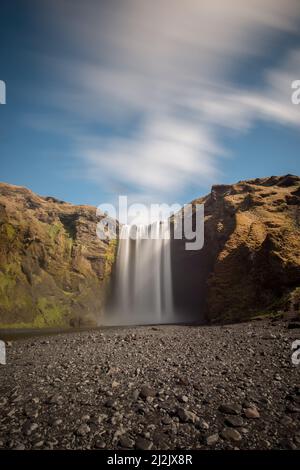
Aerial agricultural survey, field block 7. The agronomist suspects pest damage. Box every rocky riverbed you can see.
[0,319,300,450]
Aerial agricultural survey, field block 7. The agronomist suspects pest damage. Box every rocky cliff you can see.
[172,174,300,323]
[0,183,116,328]
[1,176,300,328]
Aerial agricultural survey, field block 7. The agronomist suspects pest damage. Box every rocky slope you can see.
[0,183,116,328]
[173,174,300,323]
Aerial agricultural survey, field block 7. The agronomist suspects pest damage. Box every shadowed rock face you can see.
[172,174,300,323]
[0,183,116,328]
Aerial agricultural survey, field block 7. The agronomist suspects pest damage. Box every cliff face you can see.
[181,174,300,322]
[1,176,300,328]
[0,183,116,328]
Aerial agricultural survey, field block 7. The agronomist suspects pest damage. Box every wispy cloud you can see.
[198,49,300,130]
[29,0,300,203]
[81,118,223,195]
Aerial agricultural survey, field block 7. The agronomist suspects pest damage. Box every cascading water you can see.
[109,221,174,324]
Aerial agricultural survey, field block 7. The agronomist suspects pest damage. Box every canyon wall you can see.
[1,175,300,328]
[0,183,116,328]
[172,174,300,322]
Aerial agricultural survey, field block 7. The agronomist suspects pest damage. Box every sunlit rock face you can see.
[1,175,299,328]
[172,174,300,323]
[0,182,116,328]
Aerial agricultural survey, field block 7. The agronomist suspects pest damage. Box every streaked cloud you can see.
[29,0,300,203]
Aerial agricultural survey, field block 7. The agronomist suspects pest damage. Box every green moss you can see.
[0,270,17,309]
[0,269,33,315]
[250,311,283,321]
[5,223,16,241]
[0,216,115,329]
[64,236,73,258]
[34,297,68,327]
[5,261,23,276]
[0,271,16,293]
[47,223,61,241]
[104,239,118,278]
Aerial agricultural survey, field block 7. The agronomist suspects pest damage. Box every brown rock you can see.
[206,433,219,446]
[173,174,300,322]
[140,385,156,399]
[225,415,244,427]
[135,437,153,450]
[244,406,260,419]
[0,182,117,327]
[177,407,198,423]
[219,403,242,415]
[221,427,242,442]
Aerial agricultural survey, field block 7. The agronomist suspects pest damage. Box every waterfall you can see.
[109,221,174,324]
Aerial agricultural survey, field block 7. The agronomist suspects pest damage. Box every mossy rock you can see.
[0,183,118,328]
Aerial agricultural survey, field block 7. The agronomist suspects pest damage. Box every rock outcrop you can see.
[172,174,300,322]
[0,183,116,328]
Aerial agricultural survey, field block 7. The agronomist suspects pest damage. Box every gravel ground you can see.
[0,319,300,450]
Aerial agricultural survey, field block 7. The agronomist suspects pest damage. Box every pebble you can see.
[206,434,219,446]
[94,439,106,449]
[177,407,198,424]
[294,434,300,445]
[51,419,63,426]
[132,389,140,400]
[81,414,90,422]
[162,415,173,425]
[225,415,244,427]
[13,443,26,450]
[178,395,189,403]
[198,419,209,430]
[140,385,156,399]
[105,399,117,408]
[33,440,44,448]
[219,403,242,415]
[280,416,294,426]
[119,435,135,448]
[76,424,90,436]
[23,422,38,436]
[244,406,260,419]
[221,427,242,442]
[49,394,63,405]
[135,437,153,450]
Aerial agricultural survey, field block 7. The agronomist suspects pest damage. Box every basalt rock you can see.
[172,174,300,323]
[0,183,117,328]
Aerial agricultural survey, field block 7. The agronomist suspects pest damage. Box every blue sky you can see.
[0,0,300,210]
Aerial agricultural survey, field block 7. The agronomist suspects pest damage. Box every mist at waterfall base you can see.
[105,221,182,326]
